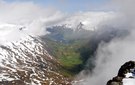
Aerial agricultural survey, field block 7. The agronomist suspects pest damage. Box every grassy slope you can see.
[45,38,88,77]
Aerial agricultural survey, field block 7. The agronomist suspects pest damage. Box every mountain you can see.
[107,61,135,85]
[0,13,116,84]
[0,23,74,85]
[54,12,116,31]
[45,23,94,43]
[0,35,71,85]
[43,23,130,72]
[0,12,119,85]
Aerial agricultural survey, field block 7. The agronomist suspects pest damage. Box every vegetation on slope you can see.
[44,38,91,77]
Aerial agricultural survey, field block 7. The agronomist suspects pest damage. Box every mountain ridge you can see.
[0,35,71,85]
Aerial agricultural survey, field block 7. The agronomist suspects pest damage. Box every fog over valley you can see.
[0,0,134,85]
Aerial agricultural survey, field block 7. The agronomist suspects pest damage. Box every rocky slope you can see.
[0,35,71,85]
[107,61,135,85]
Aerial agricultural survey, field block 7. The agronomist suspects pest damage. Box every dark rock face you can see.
[107,61,135,85]
[107,76,123,85]
[118,61,135,77]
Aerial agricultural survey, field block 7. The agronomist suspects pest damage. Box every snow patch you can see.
[123,78,135,85]
[125,73,133,78]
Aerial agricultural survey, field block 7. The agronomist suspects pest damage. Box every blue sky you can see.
[5,0,109,13]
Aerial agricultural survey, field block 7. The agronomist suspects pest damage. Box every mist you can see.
[75,0,135,85]
[1,0,135,85]
[0,0,66,43]
[0,0,113,44]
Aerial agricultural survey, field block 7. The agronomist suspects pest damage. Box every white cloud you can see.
[75,0,135,85]
[56,11,116,31]
[0,0,65,43]
[0,0,116,44]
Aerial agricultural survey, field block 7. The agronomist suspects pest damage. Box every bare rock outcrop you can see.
[107,61,135,85]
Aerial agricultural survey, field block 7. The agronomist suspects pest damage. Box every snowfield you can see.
[123,78,135,85]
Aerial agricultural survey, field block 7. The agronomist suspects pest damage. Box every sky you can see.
[4,0,109,13]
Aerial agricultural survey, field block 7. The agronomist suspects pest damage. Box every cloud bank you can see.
[1,0,135,85]
[0,0,115,44]
[0,0,66,43]
[75,0,135,85]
